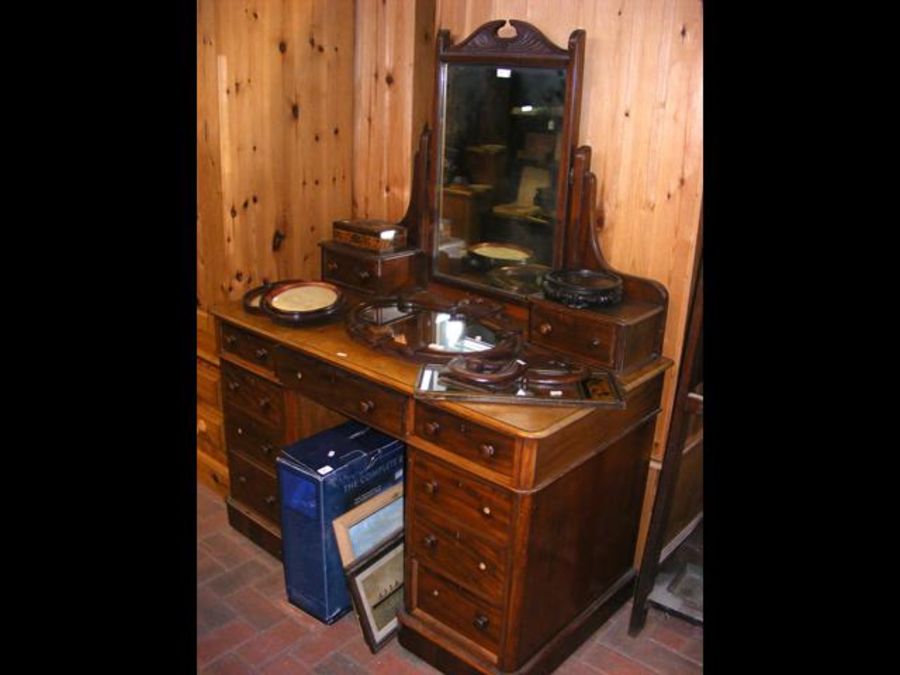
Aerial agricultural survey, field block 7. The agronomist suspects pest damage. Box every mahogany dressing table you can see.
[212,19,671,674]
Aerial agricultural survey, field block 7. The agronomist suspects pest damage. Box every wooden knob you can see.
[423,534,437,549]
[481,505,491,516]
[432,589,439,597]
[258,397,271,410]
[359,399,375,413]
[224,334,238,347]
[327,261,338,272]
[473,615,490,631]
[295,371,303,380]
[265,495,276,506]
[227,380,240,392]
[479,444,495,459]
[590,337,601,348]
[238,475,247,484]
[356,269,371,281]
[424,480,438,495]
[538,322,553,336]
[424,421,441,436]
[236,427,244,436]
[261,443,276,455]
[255,347,269,361]
[478,562,487,571]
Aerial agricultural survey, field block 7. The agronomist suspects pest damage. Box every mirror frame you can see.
[423,20,586,301]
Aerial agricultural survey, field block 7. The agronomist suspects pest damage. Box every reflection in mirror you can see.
[430,313,497,352]
[346,296,522,363]
[435,63,565,295]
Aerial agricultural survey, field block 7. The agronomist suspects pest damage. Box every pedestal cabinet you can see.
[217,321,347,559]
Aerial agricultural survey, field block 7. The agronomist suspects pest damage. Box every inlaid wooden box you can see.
[333,219,408,253]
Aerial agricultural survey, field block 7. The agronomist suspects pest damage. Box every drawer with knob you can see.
[229,452,281,524]
[224,407,286,471]
[529,302,616,368]
[415,403,515,478]
[220,323,277,375]
[412,454,512,543]
[414,564,502,656]
[274,346,406,437]
[319,240,421,296]
[322,247,378,292]
[221,361,285,428]
[410,508,507,604]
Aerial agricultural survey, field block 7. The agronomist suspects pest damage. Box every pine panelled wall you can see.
[197,0,355,313]
[352,0,436,221]
[197,0,703,564]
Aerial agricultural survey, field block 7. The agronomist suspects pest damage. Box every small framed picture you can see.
[332,483,404,569]
[345,532,404,653]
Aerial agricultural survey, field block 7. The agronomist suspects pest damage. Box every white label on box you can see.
[317,465,334,475]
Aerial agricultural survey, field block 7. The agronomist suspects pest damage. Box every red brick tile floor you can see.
[198,483,703,674]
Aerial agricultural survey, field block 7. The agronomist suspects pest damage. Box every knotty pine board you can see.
[352,0,436,221]
[197,0,355,312]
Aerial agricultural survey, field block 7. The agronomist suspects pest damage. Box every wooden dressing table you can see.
[213,298,669,673]
[212,19,672,675]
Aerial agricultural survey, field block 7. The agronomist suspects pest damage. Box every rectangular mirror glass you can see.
[434,63,567,297]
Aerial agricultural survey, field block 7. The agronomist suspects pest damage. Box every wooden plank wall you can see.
[197,0,356,317]
[352,0,437,221]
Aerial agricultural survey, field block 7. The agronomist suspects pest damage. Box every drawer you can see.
[274,347,406,437]
[410,508,507,604]
[224,407,286,471]
[197,358,221,408]
[220,323,277,374]
[322,246,380,293]
[415,564,502,656]
[229,452,280,524]
[320,243,419,296]
[412,455,512,543]
[221,361,285,429]
[197,402,226,465]
[415,403,515,478]
[529,303,617,368]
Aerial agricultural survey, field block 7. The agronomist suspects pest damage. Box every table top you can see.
[211,300,670,439]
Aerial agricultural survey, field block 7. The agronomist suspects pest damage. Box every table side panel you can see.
[512,419,657,666]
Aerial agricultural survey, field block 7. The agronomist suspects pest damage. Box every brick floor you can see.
[197,483,703,673]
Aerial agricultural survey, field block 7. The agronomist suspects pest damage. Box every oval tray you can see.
[260,281,344,326]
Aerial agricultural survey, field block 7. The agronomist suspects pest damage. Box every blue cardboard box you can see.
[276,421,405,624]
